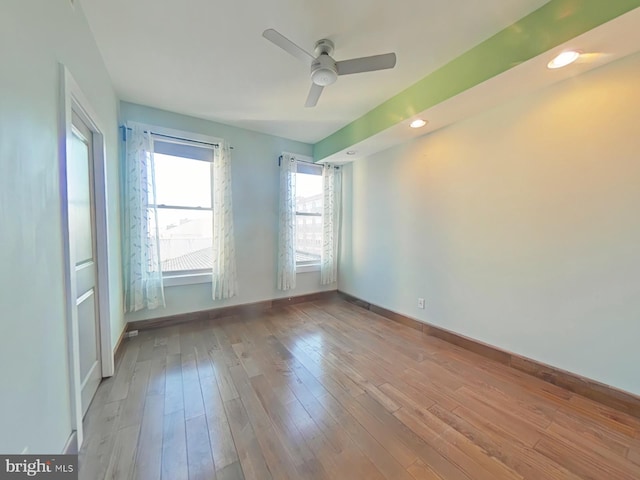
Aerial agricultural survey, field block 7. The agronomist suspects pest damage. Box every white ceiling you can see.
[80,0,551,144]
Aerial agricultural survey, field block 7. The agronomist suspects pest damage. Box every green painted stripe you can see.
[313,0,640,161]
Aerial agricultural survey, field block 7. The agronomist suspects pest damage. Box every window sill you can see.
[163,272,212,287]
[297,264,320,274]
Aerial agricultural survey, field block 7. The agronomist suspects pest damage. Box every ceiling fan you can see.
[262,28,397,107]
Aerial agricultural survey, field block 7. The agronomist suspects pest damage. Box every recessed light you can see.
[410,119,427,129]
[346,150,356,155]
[548,51,580,69]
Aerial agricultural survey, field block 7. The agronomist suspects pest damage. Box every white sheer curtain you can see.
[122,125,165,312]
[321,164,342,285]
[211,143,239,299]
[277,153,297,290]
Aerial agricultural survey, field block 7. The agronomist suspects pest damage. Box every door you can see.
[68,111,102,416]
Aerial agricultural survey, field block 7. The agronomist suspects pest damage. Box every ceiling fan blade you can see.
[305,83,324,108]
[262,29,314,65]
[336,53,397,76]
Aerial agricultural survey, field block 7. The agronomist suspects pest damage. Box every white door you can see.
[68,111,102,416]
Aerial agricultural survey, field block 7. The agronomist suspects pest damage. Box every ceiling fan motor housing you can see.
[262,29,397,107]
[311,52,338,86]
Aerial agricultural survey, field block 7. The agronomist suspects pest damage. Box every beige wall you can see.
[339,52,640,395]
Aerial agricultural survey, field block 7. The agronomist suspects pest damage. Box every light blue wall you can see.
[121,103,336,322]
[339,52,640,395]
[0,1,122,453]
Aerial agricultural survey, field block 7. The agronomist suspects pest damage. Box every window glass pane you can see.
[154,153,211,208]
[69,131,94,264]
[296,172,322,214]
[295,212,321,264]
[157,208,212,272]
[295,170,322,265]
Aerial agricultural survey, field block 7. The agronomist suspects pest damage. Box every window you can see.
[151,135,214,276]
[295,162,323,268]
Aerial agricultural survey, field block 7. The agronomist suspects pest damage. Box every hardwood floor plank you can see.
[165,353,184,415]
[567,394,640,437]
[551,408,635,456]
[193,325,217,380]
[397,369,460,411]
[79,400,122,480]
[108,338,140,402]
[407,459,445,480]
[179,322,199,356]
[315,391,415,480]
[200,374,239,472]
[81,374,117,437]
[393,405,504,480]
[428,403,582,480]
[330,387,418,468]
[232,341,262,378]
[356,391,486,479]
[79,298,640,480]
[257,312,380,479]
[456,385,544,447]
[223,397,271,480]
[133,394,163,480]
[288,334,366,397]
[104,423,140,480]
[378,382,436,416]
[186,414,216,480]
[405,362,465,394]
[269,347,356,454]
[216,461,245,480]
[167,326,181,355]
[227,366,301,480]
[535,435,639,480]
[136,331,157,362]
[146,349,166,397]
[210,328,241,402]
[182,352,206,420]
[162,409,188,480]
[451,403,584,479]
[542,421,640,476]
[547,419,629,458]
[248,375,313,457]
[118,359,151,429]
[268,342,387,480]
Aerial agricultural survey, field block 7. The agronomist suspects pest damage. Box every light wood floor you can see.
[79,298,640,479]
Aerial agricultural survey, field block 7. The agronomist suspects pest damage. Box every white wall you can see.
[0,1,122,453]
[122,103,336,323]
[339,52,640,395]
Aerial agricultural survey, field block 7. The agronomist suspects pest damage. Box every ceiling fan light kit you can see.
[263,28,397,107]
[311,49,338,86]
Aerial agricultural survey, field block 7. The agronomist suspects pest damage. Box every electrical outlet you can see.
[126,330,139,337]
[417,298,425,309]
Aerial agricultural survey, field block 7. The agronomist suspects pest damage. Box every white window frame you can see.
[139,123,222,286]
[295,160,323,273]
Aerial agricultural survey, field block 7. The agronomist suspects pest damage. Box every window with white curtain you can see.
[277,152,341,290]
[123,123,238,303]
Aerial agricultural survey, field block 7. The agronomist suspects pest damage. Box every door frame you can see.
[59,65,113,447]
